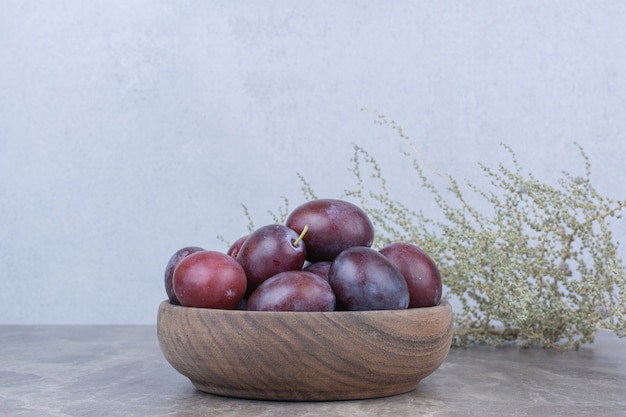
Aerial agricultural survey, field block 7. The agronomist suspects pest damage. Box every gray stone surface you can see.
[1,325,624,416]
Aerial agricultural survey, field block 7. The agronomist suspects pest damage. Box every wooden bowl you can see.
[157,300,453,401]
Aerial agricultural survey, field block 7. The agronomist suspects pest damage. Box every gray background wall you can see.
[2,1,625,324]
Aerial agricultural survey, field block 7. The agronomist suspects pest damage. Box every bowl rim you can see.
[159,299,451,315]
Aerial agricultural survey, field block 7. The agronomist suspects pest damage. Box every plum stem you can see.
[292,224,309,248]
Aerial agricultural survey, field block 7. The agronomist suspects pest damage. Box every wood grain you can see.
[157,300,453,401]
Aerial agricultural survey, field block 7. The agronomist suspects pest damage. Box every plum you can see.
[328,246,409,311]
[173,250,247,309]
[164,246,205,305]
[227,235,248,258]
[380,242,442,308]
[286,198,374,262]
[236,224,307,294]
[303,261,332,282]
[247,270,336,312]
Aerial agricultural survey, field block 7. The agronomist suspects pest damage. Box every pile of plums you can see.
[164,198,442,312]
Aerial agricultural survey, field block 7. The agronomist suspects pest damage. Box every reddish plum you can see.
[164,246,205,305]
[173,250,247,309]
[247,271,336,312]
[236,224,307,294]
[227,235,248,258]
[303,261,332,282]
[379,242,442,308]
[285,198,374,262]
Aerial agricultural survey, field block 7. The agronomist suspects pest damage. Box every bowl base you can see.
[191,380,419,401]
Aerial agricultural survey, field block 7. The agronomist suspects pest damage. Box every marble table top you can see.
[1,325,624,416]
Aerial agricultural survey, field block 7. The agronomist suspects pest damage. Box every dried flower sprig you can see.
[342,115,626,349]
[238,116,625,349]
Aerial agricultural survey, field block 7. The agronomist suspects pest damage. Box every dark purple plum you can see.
[303,261,332,282]
[235,296,248,310]
[173,250,247,309]
[236,224,307,294]
[227,235,248,258]
[285,198,375,262]
[247,271,336,312]
[379,242,442,308]
[164,246,205,305]
[328,246,409,311]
